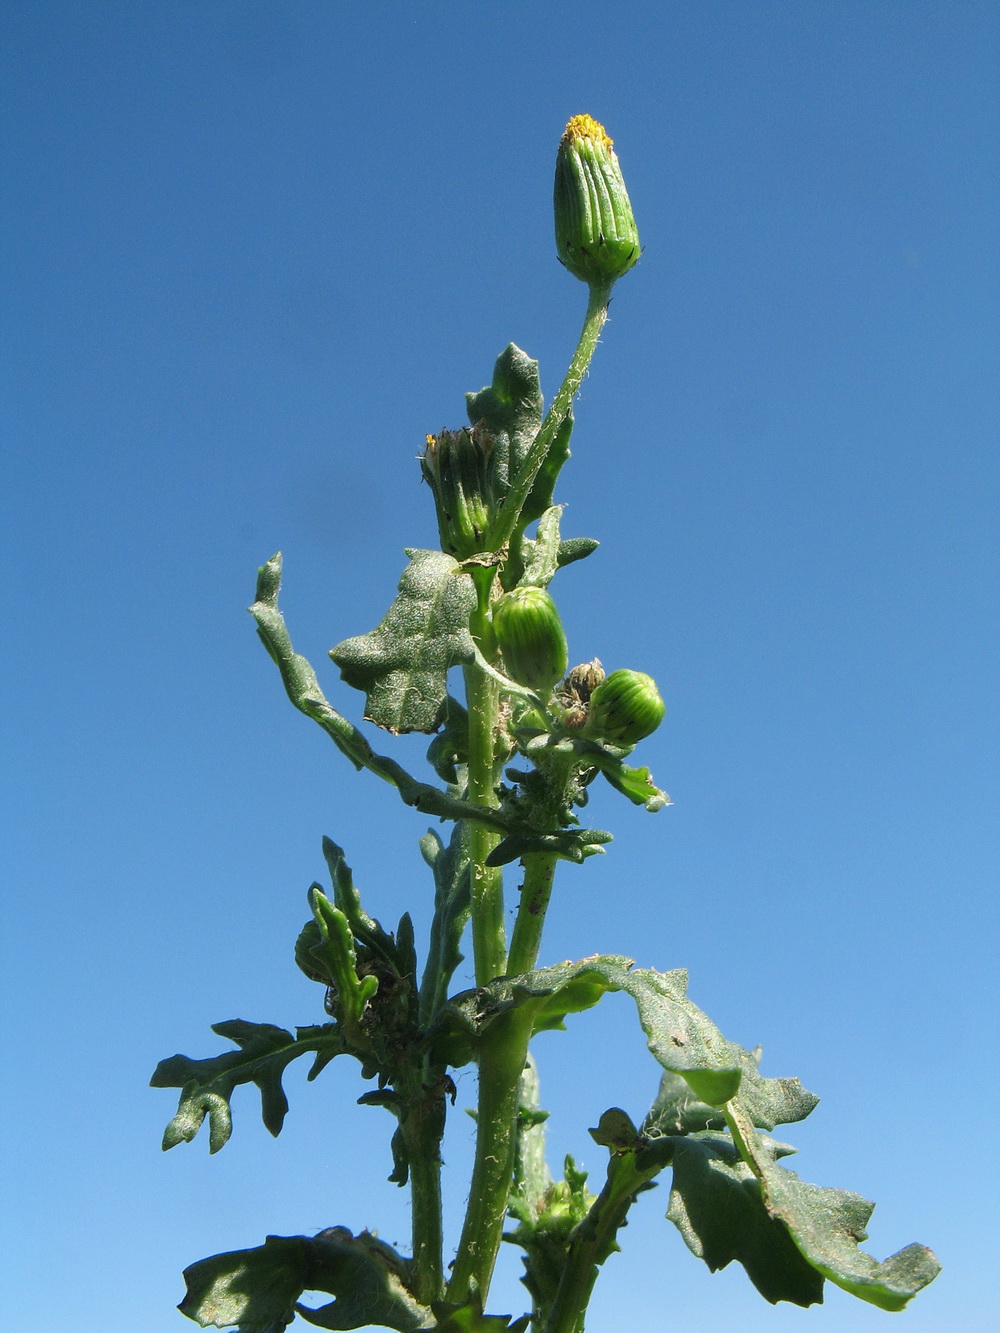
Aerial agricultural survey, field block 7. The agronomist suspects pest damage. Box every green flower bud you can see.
[420,425,493,559]
[584,669,664,745]
[493,586,569,694]
[554,114,640,287]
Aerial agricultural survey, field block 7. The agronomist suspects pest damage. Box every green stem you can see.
[507,853,558,976]
[464,570,507,987]
[488,282,612,554]
[543,1153,658,1333]
[447,1015,534,1303]
[405,1063,447,1304]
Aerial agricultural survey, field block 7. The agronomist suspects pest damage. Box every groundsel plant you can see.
[153,116,940,1333]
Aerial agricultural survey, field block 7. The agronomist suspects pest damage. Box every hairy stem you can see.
[447,1014,534,1303]
[405,1063,447,1304]
[488,282,612,554]
[543,1153,657,1333]
[507,853,558,976]
[463,569,507,986]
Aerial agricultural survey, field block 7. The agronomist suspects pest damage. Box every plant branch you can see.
[507,853,558,976]
[488,282,611,554]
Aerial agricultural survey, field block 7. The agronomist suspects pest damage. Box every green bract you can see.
[155,117,938,1333]
[493,586,569,694]
[554,114,640,287]
[584,669,665,745]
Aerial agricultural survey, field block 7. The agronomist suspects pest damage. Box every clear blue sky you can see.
[2,4,997,1330]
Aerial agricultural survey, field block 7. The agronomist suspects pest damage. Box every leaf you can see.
[432,958,817,1134]
[571,738,670,811]
[521,411,572,528]
[666,1131,823,1307]
[665,1130,941,1310]
[485,825,613,867]
[428,1295,530,1333]
[465,344,544,491]
[425,696,469,785]
[252,557,513,832]
[152,1021,341,1153]
[180,1229,434,1332]
[520,507,564,589]
[330,551,477,734]
[643,1070,727,1136]
[418,825,472,1023]
[555,536,599,569]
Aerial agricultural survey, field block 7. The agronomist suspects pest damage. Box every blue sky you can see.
[2,3,997,1329]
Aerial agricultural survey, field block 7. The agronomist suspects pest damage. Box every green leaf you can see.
[251,557,514,832]
[330,550,477,734]
[665,1130,941,1310]
[554,536,599,569]
[520,506,564,589]
[152,1021,340,1152]
[643,1070,727,1136]
[428,1295,530,1333]
[432,958,817,1134]
[180,1229,434,1332]
[521,411,572,528]
[666,1131,823,1307]
[418,825,472,1023]
[485,825,613,867]
[425,696,469,785]
[570,737,670,811]
[465,344,544,491]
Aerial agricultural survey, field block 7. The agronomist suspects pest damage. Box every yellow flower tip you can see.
[562,114,613,151]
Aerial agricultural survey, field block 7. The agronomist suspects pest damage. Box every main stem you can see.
[451,283,613,1307]
[464,572,507,987]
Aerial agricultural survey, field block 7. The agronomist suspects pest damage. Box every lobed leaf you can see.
[152,1021,341,1153]
[665,1130,940,1310]
[432,957,816,1133]
[180,1229,433,1332]
[330,551,478,735]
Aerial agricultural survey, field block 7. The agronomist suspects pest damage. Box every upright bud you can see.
[564,658,605,703]
[554,114,640,287]
[493,586,569,694]
[584,669,665,745]
[420,425,493,559]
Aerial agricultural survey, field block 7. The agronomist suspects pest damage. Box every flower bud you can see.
[584,669,664,745]
[564,658,605,703]
[420,425,493,559]
[554,114,640,287]
[493,586,569,694]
